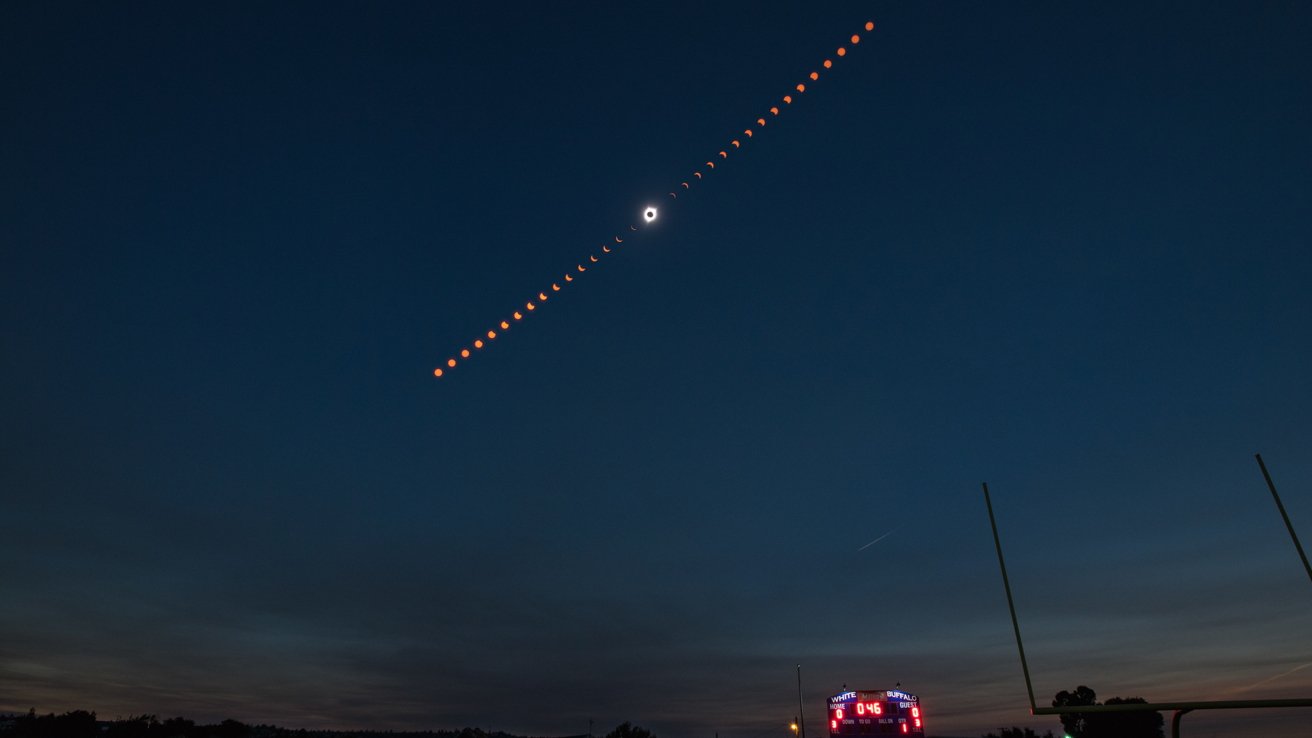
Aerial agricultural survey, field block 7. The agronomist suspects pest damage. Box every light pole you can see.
[796,665,807,738]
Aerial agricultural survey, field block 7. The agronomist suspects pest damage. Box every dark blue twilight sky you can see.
[3,3,1311,737]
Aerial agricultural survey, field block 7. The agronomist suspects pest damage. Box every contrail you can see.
[1232,662,1312,694]
[857,527,900,552]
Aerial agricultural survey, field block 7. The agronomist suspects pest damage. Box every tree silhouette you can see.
[215,718,252,738]
[982,728,1054,738]
[604,722,656,738]
[158,716,196,738]
[104,714,158,737]
[12,709,99,738]
[1053,685,1098,737]
[1095,697,1163,738]
[1052,687,1163,738]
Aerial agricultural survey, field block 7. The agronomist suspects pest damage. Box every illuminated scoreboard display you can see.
[827,689,924,736]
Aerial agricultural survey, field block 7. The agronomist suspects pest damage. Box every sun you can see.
[643,206,658,223]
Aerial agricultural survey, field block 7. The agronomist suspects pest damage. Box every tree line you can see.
[0,712,656,738]
[2,692,1164,738]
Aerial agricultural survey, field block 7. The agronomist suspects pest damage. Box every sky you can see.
[2,2,1311,737]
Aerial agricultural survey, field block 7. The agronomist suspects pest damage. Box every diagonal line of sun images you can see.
[433,21,875,379]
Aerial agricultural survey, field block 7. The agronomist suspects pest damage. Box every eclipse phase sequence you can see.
[433,20,876,379]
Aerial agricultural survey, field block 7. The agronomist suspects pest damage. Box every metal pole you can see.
[796,664,807,738]
[1170,708,1192,738]
[1255,453,1312,587]
[983,482,1039,712]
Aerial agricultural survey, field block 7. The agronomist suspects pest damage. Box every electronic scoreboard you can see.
[827,689,924,736]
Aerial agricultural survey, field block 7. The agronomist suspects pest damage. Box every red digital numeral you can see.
[856,702,882,716]
[830,721,837,731]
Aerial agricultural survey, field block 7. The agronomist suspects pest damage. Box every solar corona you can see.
[828,689,925,737]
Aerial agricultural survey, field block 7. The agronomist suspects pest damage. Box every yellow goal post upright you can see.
[981,453,1312,738]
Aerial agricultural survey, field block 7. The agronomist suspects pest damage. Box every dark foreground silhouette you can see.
[1053,685,1164,738]
[0,711,656,738]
